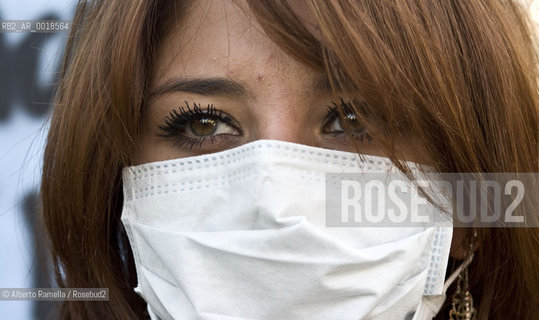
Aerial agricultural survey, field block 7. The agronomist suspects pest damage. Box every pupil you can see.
[190,117,217,136]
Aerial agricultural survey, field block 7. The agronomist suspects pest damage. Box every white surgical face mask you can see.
[121,139,453,320]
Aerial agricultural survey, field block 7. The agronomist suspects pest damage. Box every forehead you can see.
[151,0,320,96]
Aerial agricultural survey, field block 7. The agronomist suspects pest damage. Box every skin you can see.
[134,0,466,259]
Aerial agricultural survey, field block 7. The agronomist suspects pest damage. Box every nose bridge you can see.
[252,82,315,145]
[258,110,304,143]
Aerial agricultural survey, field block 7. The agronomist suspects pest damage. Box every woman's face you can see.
[134,0,422,164]
[134,0,467,259]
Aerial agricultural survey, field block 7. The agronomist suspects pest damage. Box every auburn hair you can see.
[41,0,538,319]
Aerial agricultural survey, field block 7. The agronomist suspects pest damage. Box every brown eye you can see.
[325,112,366,134]
[158,102,242,151]
[183,115,238,138]
[190,117,218,136]
[342,113,365,133]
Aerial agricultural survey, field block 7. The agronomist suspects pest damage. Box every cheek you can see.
[132,111,165,165]
[132,132,156,165]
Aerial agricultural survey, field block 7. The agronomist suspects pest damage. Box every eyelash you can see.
[158,98,371,150]
[158,101,239,150]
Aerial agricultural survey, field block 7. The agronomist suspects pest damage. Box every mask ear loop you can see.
[448,229,478,320]
[411,230,478,320]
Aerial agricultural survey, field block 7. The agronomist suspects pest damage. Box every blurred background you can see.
[0,0,75,319]
[0,0,537,320]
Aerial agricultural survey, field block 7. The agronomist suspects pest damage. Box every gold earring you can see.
[449,230,477,320]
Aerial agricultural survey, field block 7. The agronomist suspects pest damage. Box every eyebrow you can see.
[149,77,248,98]
[149,74,337,99]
